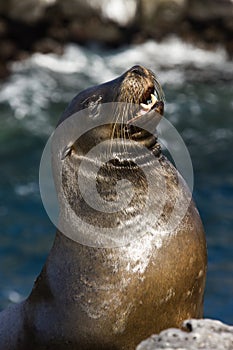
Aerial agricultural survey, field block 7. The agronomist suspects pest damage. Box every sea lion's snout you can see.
[123,65,164,106]
[108,65,164,152]
[122,66,164,132]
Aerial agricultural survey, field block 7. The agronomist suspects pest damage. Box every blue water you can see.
[0,38,232,323]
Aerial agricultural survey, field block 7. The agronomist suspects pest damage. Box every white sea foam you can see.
[0,36,231,137]
[15,182,39,196]
[10,36,233,84]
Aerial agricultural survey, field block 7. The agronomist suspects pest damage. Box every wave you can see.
[11,36,233,82]
[0,36,232,138]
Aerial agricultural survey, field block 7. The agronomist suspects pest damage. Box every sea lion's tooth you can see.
[151,93,157,106]
[140,103,151,111]
[141,94,157,111]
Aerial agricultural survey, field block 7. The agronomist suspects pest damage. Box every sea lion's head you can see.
[59,65,165,158]
[52,66,165,245]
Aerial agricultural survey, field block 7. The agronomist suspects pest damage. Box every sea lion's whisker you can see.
[110,106,121,154]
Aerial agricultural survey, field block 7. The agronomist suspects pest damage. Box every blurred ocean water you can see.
[0,37,232,323]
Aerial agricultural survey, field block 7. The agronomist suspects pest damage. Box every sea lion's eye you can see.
[88,96,102,119]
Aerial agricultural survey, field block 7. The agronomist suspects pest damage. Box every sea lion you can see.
[0,65,207,350]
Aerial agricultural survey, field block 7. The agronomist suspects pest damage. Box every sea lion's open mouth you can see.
[123,85,164,150]
[127,92,164,124]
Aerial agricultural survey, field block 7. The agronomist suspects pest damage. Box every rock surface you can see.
[136,318,233,350]
[0,0,232,79]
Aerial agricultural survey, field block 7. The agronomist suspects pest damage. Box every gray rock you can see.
[0,0,52,23]
[140,0,187,32]
[57,0,137,26]
[0,0,137,26]
[187,0,233,21]
[136,319,233,350]
[1,0,233,28]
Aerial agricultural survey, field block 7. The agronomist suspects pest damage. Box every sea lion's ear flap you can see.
[61,145,73,160]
